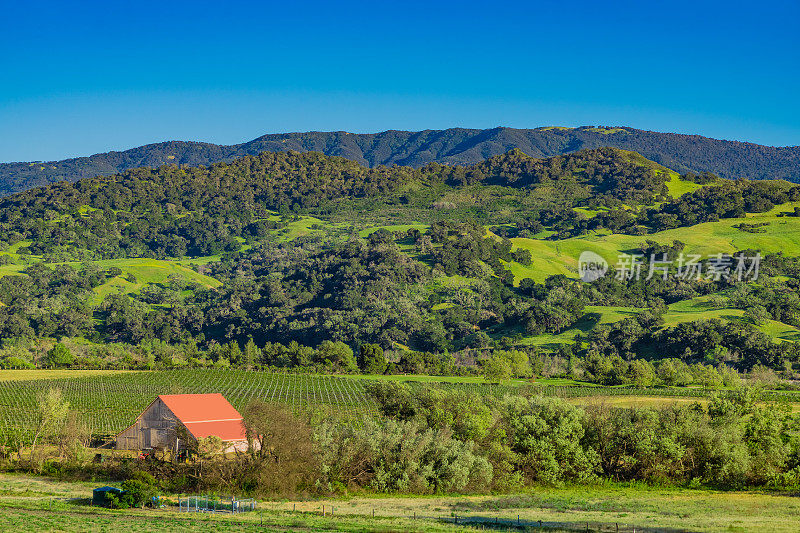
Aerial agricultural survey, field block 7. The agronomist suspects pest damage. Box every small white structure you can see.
[115,393,248,453]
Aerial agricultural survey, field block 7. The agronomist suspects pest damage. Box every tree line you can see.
[7,384,800,498]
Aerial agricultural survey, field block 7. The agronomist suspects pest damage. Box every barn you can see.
[115,393,249,453]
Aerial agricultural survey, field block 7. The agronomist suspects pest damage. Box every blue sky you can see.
[1,0,798,162]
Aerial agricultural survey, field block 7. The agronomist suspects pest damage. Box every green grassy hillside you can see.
[510,203,800,283]
[1,148,799,378]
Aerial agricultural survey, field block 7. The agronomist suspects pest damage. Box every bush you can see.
[315,418,492,494]
[46,343,74,368]
[358,344,386,375]
[0,355,35,369]
[117,472,159,508]
[482,353,512,382]
[499,396,599,485]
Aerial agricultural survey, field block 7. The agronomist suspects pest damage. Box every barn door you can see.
[149,428,160,448]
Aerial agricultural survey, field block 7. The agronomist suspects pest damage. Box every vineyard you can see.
[0,369,379,441]
[2,369,800,442]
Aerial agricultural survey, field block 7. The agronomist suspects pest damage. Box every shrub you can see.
[118,472,159,508]
[46,343,74,368]
[0,355,34,369]
[315,418,492,494]
[358,344,386,375]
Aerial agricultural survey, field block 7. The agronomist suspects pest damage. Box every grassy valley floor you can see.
[0,474,797,532]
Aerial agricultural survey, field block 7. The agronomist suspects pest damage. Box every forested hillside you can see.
[2,126,799,196]
[2,148,800,388]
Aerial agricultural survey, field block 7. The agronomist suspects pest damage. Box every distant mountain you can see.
[2,126,799,196]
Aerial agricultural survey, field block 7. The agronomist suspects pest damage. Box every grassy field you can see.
[88,258,222,303]
[0,369,137,381]
[664,171,703,197]
[558,395,800,413]
[269,486,800,532]
[0,473,798,532]
[510,305,641,347]
[663,295,800,341]
[0,240,33,278]
[564,394,712,409]
[506,200,800,285]
[0,250,222,303]
[585,126,629,135]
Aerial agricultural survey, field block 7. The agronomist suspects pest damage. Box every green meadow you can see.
[511,202,800,284]
[88,258,221,303]
[1,473,799,532]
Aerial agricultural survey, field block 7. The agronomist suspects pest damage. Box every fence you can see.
[178,495,256,513]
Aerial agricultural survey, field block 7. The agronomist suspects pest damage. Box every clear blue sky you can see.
[1,0,798,162]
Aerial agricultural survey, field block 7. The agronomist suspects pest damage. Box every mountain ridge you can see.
[2,125,799,196]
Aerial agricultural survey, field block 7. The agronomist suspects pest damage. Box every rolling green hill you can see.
[509,205,800,283]
[1,148,799,379]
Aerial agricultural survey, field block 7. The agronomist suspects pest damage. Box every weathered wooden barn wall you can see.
[115,398,180,450]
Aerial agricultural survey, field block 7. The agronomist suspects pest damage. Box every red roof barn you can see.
[116,393,248,452]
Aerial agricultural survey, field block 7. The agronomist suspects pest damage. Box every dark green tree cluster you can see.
[588,317,800,372]
[646,179,800,231]
[0,263,109,339]
[423,147,669,205]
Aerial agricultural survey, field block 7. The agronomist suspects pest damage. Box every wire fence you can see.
[178,495,256,513]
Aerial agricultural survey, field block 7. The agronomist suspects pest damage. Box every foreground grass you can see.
[0,502,462,533]
[268,486,800,532]
[1,474,798,532]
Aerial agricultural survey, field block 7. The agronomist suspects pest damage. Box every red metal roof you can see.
[158,393,247,441]
[183,420,247,441]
